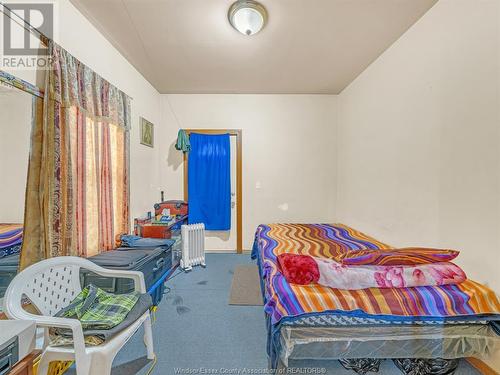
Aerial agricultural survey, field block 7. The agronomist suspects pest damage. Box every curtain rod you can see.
[0,1,134,101]
[0,1,50,46]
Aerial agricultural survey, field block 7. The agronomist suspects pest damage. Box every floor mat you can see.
[229,265,263,305]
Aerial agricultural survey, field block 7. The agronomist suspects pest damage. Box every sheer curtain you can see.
[20,42,131,270]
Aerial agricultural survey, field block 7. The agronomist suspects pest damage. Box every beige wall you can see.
[1,3,340,246]
[159,94,337,250]
[0,90,32,223]
[1,0,162,223]
[336,0,500,368]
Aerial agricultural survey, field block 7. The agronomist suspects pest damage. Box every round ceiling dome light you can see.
[228,0,267,36]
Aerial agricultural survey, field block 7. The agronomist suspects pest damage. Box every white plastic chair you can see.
[3,256,155,375]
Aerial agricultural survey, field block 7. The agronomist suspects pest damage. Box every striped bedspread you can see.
[253,223,500,325]
[0,224,23,258]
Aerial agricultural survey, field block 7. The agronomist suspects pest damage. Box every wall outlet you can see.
[278,203,289,211]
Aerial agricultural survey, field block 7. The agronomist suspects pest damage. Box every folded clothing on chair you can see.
[50,284,152,346]
[278,253,466,290]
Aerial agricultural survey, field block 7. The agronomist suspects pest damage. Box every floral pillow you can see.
[277,253,466,290]
[340,247,460,266]
[314,256,466,290]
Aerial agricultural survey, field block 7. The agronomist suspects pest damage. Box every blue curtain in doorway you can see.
[188,133,231,230]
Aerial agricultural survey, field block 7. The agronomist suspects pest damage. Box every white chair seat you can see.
[3,256,155,375]
[44,311,149,354]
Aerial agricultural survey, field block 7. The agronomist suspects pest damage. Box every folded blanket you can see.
[340,247,460,266]
[278,253,466,290]
[56,284,140,330]
[50,293,152,346]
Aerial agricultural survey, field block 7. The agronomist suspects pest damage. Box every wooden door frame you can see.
[183,129,243,253]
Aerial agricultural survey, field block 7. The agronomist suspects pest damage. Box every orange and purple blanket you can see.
[252,223,500,325]
[0,224,23,258]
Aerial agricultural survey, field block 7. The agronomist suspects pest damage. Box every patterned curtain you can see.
[20,42,131,270]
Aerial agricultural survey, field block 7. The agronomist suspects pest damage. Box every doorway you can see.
[183,129,243,253]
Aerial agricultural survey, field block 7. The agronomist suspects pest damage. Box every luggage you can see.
[82,245,174,306]
[0,254,19,298]
[0,246,177,304]
[154,200,188,217]
[140,225,173,239]
[135,215,188,239]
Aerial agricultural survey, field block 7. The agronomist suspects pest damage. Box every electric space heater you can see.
[180,223,206,271]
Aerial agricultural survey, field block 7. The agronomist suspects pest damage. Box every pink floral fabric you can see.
[313,256,466,290]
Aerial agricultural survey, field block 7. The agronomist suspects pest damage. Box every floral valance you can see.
[47,43,131,130]
[21,41,131,270]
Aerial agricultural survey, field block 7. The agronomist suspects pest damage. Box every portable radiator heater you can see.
[180,223,206,271]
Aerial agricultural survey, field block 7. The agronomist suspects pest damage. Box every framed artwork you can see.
[140,117,154,147]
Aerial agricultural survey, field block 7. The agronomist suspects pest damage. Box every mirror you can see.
[0,71,43,311]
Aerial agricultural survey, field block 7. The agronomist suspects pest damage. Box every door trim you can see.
[183,129,243,253]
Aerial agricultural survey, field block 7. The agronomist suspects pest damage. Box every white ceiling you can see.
[70,0,437,94]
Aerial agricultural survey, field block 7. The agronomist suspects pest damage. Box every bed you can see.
[0,224,23,300]
[251,223,500,374]
[0,224,23,258]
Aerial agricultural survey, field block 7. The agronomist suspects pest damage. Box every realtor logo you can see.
[1,1,56,69]
[2,2,53,55]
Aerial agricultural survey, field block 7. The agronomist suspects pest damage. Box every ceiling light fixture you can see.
[228,0,267,36]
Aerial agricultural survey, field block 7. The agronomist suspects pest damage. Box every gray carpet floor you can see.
[71,253,481,375]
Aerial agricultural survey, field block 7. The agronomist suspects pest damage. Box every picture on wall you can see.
[140,117,154,147]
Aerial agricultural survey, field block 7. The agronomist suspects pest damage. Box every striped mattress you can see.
[252,223,500,326]
[0,224,23,259]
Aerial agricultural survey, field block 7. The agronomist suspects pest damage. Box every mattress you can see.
[252,223,500,367]
[279,323,500,366]
[0,224,23,259]
[0,254,19,299]
[279,312,500,365]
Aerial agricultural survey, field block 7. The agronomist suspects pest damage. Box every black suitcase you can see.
[82,246,173,306]
[0,254,19,299]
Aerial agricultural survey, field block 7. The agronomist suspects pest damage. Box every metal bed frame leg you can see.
[338,358,382,374]
[267,357,287,371]
[392,358,460,375]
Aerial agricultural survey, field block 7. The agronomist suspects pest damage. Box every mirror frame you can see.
[0,70,44,99]
[0,70,43,317]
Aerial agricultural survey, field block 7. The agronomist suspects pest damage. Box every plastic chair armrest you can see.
[82,266,147,293]
[9,310,87,354]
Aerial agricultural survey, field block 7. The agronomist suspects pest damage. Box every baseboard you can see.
[204,249,251,254]
[467,358,499,375]
[205,249,237,253]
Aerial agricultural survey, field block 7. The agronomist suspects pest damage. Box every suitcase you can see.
[154,200,188,217]
[82,246,173,306]
[136,215,188,239]
[140,225,173,239]
[0,254,19,299]
[134,217,150,235]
